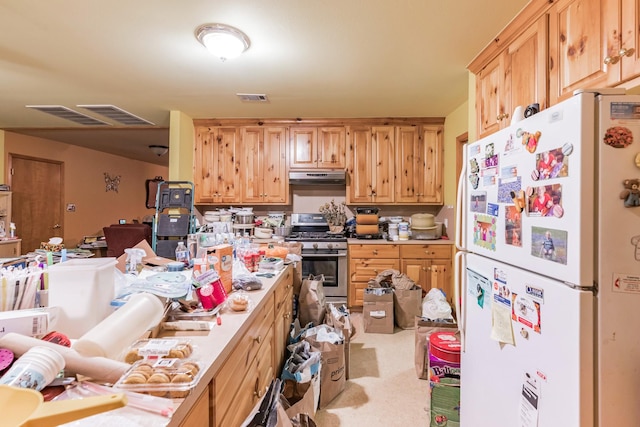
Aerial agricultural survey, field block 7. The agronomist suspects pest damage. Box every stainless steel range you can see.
[287,213,348,303]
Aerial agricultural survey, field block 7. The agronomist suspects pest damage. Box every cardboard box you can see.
[0,308,49,338]
[115,239,174,273]
[363,288,394,334]
[203,244,233,295]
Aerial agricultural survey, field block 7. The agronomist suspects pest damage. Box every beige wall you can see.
[443,101,468,207]
[169,110,195,182]
[3,131,168,248]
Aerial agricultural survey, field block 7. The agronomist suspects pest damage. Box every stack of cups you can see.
[0,346,65,391]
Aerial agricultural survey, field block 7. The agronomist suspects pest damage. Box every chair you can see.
[102,223,152,258]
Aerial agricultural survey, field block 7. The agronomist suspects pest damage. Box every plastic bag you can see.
[421,288,453,320]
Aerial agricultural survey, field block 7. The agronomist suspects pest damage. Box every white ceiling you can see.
[0,0,528,166]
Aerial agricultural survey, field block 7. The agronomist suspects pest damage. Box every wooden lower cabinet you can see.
[209,269,293,427]
[179,384,211,427]
[0,240,21,257]
[400,245,453,304]
[273,270,294,374]
[348,244,400,308]
[348,243,453,308]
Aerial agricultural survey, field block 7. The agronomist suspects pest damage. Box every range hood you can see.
[289,170,346,185]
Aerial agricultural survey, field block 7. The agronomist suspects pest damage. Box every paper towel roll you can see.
[72,292,165,359]
[0,333,129,384]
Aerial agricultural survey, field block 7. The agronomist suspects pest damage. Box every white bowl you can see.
[254,227,273,239]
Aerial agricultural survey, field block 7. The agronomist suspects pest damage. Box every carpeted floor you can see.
[314,313,430,426]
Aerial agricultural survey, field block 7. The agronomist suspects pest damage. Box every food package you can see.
[121,338,195,364]
[114,358,202,399]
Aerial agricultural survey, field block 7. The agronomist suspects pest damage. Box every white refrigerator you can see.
[455,90,640,427]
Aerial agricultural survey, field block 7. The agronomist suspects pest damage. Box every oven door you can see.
[300,250,348,301]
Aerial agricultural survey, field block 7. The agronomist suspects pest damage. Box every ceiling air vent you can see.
[25,105,110,126]
[237,93,269,102]
[77,105,155,125]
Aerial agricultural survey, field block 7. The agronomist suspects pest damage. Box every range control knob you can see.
[313,243,319,250]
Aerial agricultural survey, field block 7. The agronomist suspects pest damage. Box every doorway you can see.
[9,155,64,254]
[455,132,469,202]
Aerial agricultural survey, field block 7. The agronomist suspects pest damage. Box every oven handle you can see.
[301,252,347,258]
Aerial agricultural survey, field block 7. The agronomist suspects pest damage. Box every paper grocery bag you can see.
[363,288,394,334]
[281,379,317,418]
[298,275,326,327]
[325,303,355,380]
[393,288,423,329]
[306,338,345,409]
[414,317,457,379]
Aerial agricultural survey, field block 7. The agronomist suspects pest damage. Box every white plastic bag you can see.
[421,288,453,320]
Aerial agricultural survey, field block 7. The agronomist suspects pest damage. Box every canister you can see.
[388,223,399,240]
[398,222,409,240]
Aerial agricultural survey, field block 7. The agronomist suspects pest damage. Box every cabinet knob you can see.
[284,313,291,320]
[373,250,378,255]
[496,113,509,122]
[254,335,262,344]
[604,55,620,65]
[619,47,636,58]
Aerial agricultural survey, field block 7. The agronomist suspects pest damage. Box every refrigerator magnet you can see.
[631,235,640,261]
[470,192,487,213]
[518,129,542,153]
[535,147,569,180]
[470,158,479,174]
[603,125,633,148]
[469,173,479,189]
[531,226,568,265]
[504,206,523,248]
[498,177,522,203]
[620,179,640,207]
[473,214,497,251]
[511,293,542,333]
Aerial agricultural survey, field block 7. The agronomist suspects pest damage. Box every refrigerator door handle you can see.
[454,250,466,351]
[455,142,468,251]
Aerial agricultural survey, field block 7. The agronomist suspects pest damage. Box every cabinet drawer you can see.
[218,327,275,427]
[400,244,451,259]
[215,294,274,411]
[274,270,293,312]
[349,259,400,281]
[349,244,399,258]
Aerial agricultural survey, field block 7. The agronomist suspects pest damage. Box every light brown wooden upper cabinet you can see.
[193,126,241,204]
[602,0,640,86]
[548,0,607,105]
[395,125,444,204]
[346,126,394,204]
[241,127,288,204]
[473,15,548,138]
[289,126,346,169]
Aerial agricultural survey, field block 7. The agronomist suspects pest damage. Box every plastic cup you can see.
[0,346,65,391]
[195,284,216,311]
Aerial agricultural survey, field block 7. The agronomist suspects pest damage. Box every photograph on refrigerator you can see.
[530,226,567,265]
[534,148,569,180]
[527,184,562,217]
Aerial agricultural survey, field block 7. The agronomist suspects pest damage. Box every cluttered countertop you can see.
[0,238,296,427]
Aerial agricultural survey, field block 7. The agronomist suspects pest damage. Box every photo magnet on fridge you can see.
[531,226,568,265]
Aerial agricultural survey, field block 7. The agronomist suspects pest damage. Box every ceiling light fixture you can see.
[195,23,250,61]
[149,145,169,156]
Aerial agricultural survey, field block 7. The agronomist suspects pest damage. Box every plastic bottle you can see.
[175,241,189,267]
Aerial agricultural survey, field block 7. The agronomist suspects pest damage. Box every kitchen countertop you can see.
[347,238,454,245]
[64,265,292,427]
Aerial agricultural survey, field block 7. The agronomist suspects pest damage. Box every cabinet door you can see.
[476,54,507,138]
[549,0,607,105]
[289,126,317,169]
[395,126,421,203]
[505,16,548,117]
[371,126,394,203]
[604,0,640,84]
[347,127,375,203]
[420,125,444,204]
[194,127,240,204]
[349,258,400,307]
[317,127,346,169]
[216,128,242,204]
[179,385,210,427]
[401,258,452,301]
[194,127,217,204]
[241,127,263,204]
[261,127,288,204]
[242,127,288,204]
